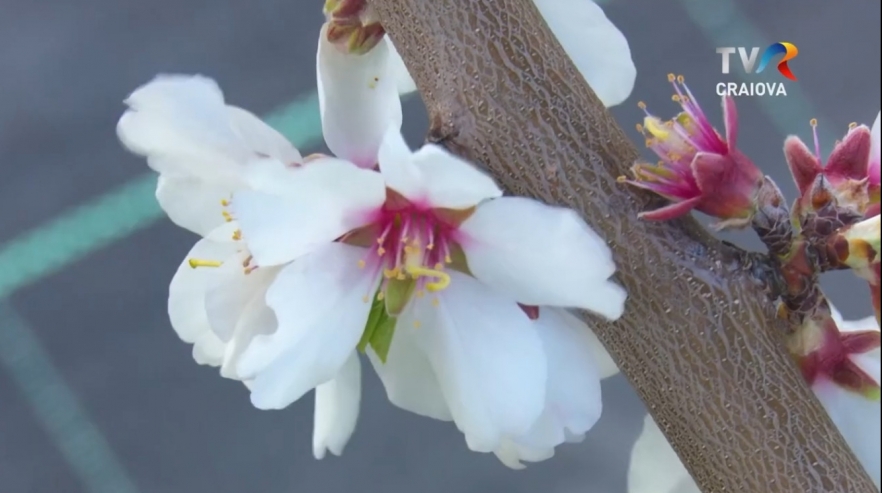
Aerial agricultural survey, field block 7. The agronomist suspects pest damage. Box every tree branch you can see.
[367,0,877,491]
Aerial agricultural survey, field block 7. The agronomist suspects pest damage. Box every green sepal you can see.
[356,291,398,363]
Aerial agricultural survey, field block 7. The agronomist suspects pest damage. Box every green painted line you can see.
[677,0,838,148]
[0,92,322,298]
[0,302,140,493]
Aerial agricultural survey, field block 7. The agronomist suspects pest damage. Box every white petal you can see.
[411,144,502,209]
[532,0,636,107]
[534,308,604,435]
[238,243,377,410]
[117,75,249,183]
[219,282,278,380]
[815,379,881,488]
[377,127,424,199]
[204,255,277,342]
[407,271,547,452]
[459,197,626,319]
[871,112,880,163]
[367,324,452,421]
[155,173,233,237]
[494,438,555,470]
[377,128,502,209]
[554,309,619,379]
[386,40,417,95]
[232,158,386,266]
[627,414,701,493]
[226,106,301,165]
[167,237,239,365]
[313,352,362,459]
[317,24,403,168]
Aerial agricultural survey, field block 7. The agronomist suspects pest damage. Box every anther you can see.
[848,122,857,130]
[377,247,386,255]
[232,230,242,241]
[810,118,818,127]
[188,258,223,269]
[677,75,685,83]
[637,101,647,110]
[357,259,366,269]
[242,255,253,267]
[444,255,452,264]
[667,73,676,82]
[377,291,385,301]
[413,320,421,329]
[671,95,680,102]
[362,295,370,303]
[244,266,258,275]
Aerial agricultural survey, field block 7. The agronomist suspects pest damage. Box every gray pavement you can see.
[0,0,879,492]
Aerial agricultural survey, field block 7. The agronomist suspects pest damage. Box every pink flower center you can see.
[342,191,470,315]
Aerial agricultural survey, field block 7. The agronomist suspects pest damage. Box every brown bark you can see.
[367,0,878,491]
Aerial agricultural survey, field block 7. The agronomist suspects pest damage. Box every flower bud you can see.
[785,118,875,215]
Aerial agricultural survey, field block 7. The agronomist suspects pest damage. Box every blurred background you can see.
[0,0,879,492]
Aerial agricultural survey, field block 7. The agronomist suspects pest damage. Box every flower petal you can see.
[406,271,547,452]
[870,112,880,185]
[155,173,233,237]
[535,308,604,434]
[117,75,249,184]
[459,197,626,319]
[814,379,881,488]
[627,414,701,493]
[376,128,503,209]
[386,40,417,95]
[204,257,278,342]
[366,323,452,421]
[168,237,240,365]
[532,0,636,107]
[313,352,362,459]
[553,309,618,378]
[317,24,403,168]
[226,106,301,165]
[219,284,278,380]
[232,158,386,266]
[238,243,377,410]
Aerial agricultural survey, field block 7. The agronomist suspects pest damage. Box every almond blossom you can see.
[229,125,626,456]
[624,305,880,491]
[117,18,411,459]
[620,75,764,229]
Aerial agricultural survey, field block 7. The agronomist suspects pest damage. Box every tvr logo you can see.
[715,42,799,81]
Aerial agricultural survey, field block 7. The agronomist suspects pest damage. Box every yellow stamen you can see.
[377,247,386,255]
[413,320,421,329]
[848,122,857,130]
[667,73,676,82]
[362,295,370,303]
[643,117,670,140]
[244,266,257,275]
[232,230,242,241]
[677,74,685,84]
[222,211,233,222]
[810,118,818,127]
[637,101,646,110]
[188,258,222,269]
[357,259,366,269]
[220,199,230,207]
[376,291,385,301]
[405,266,451,292]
